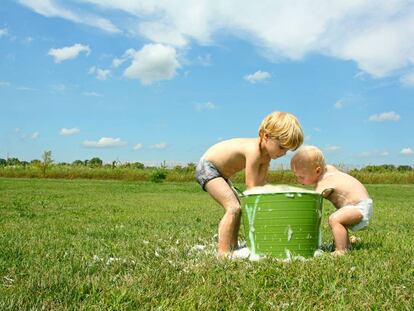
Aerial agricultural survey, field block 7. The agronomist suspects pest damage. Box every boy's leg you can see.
[205,177,241,256]
[329,208,363,251]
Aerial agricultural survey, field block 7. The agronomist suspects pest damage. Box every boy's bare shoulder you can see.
[203,138,259,160]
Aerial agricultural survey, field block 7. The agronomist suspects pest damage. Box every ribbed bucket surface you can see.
[240,185,323,259]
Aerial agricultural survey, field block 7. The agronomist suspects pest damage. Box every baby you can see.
[290,145,373,256]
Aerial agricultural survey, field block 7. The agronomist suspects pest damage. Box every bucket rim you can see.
[239,184,319,197]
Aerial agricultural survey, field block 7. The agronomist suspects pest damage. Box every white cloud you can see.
[0,81,11,87]
[123,44,180,85]
[334,100,344,109]
[83,137,127,148]
[75,1,414,80]
[18,1,414,82]
[18,0,120,33]
[112,57,125,68]
[111,49,136,69]
[150,142,168,150]
[401,148,413,155]
[400,72,414,87]
[48,43,91,63]
[325,145,341,152]
[133,143,143,150]
[194,102,217,111]
[0,27,8,38]
[244,70,271,83]
[82,91,102,97]
[60,127,80,136]
[368,111,400,122]
[31,131,39,140]
[89,66,111,80]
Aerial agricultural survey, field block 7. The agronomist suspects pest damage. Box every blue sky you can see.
[1,0,413,168]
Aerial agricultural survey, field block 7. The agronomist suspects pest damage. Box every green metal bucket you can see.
[238,185,323,259]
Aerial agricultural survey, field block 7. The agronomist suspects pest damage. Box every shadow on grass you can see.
[351,241,383,251]
[319,240,384,252]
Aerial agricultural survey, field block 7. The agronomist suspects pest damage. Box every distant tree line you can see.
[1,157,410,171]
[0,153,411,173]
[1,152,413,184]
[350,164,413,173]
[0,153,197,171]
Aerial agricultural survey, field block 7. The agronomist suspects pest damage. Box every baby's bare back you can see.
[317,165,369,208]
[202,138,261,178]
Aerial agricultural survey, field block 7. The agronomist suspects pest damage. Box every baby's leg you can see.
[205,177,241,257]
[329,208,363,252]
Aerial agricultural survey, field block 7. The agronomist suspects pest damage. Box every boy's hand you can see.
[321,187,334,198]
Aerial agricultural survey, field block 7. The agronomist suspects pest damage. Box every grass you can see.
[0,178,413,310]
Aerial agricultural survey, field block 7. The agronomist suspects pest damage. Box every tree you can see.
[6,157,20,166]
[89,157,103,167]
[0,158,6,166]
[397,165,412,172]
[40,150,53,177]
[133,162,145,169]
[72,160,84,166]
[31,159,41,166]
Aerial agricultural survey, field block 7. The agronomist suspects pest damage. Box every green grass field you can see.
[0,178,413,310]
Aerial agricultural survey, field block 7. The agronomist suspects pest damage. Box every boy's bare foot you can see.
[217,251,232,260]
[332,250,348,257]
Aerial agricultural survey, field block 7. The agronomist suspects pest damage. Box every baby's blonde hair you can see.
[258,111,304,150]
[291,145,326,170]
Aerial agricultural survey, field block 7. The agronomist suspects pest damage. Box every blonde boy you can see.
[196,112,304,257]
[290,145,373,256]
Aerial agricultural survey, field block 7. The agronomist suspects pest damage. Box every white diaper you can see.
[341,198,373,231]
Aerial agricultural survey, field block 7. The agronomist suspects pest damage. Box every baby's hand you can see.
[321,188,334,198]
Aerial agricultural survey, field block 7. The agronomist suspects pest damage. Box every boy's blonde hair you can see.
[258,111,304,150]
[291,145,326,170]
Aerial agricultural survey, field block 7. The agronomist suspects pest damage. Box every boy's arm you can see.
[244,155,265,189]
[258,162,269,186]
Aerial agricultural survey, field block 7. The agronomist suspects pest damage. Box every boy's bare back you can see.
[316,165,369,208]
[202,138,271,187]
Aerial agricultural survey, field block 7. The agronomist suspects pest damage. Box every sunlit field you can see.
[1,178,413,310]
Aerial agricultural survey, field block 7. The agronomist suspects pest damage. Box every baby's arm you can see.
[316,181,335,198]
[321,188,335,198]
